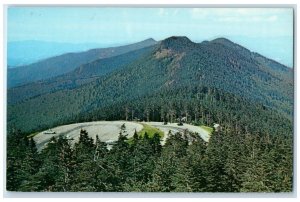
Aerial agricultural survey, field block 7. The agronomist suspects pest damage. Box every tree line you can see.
[7,125,293,192]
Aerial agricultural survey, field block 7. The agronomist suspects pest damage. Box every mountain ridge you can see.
[8,38,158,88]
[8,45,157,104]
[7,36,293,134]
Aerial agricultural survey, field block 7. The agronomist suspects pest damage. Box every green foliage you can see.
[7,37,293,135]
[200,125,213,134]
[6,36,293,192]
[7,130,41,191]
[137,123,164,138]
[7,125,293,192]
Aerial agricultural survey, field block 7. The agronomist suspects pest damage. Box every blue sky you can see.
[7,7,294,67]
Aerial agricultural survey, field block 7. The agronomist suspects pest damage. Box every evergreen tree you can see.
[52,135,75,191]
[71,129,98,191]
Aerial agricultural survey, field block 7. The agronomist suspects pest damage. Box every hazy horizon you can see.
[8,35,293,68]
[7,7,294,67]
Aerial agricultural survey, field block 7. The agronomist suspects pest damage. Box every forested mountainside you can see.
[7,36,293,134]
[8,45,156,104]
[8,38,157,87]
[6,36,294,192]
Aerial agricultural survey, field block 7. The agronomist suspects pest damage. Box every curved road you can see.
[33,121,210,151]
[146,122,210,144]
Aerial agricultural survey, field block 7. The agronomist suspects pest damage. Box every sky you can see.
[7,7,294,67]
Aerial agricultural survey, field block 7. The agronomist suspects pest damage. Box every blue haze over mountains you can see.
[8,36,293,68]
[7,41,122,67]
[8,8,293,68]
[7,36,293,134]
[6,8,294,192]
[7,38,158,87]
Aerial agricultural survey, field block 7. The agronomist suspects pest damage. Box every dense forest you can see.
[7,85,292,137]
[8,45,156,104]
[7,37,293,134]
[6,36,294,192]
[7,124,293,192]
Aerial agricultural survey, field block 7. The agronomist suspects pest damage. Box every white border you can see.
[1,0,299,201]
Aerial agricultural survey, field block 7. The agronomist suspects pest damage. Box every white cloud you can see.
[158,8,180,17]
[190,8,290,23]
[190,8,209,19]
[217,15,278,23]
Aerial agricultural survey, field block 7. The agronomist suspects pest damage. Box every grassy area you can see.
[138,123,164,139]
[200,125,214,134]
[126,123,164,144]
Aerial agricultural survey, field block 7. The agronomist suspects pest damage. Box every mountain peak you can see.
[160,36,195,51]
[163,36,193,44]
[143,38,156,43]
[134,38,157,47]
[210,37,251,53]
[211,37,235,45]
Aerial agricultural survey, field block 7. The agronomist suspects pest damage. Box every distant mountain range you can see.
[7,38,157,87]
[7,36,293,135]
[7,41,111,67]
[8,45,156,104]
